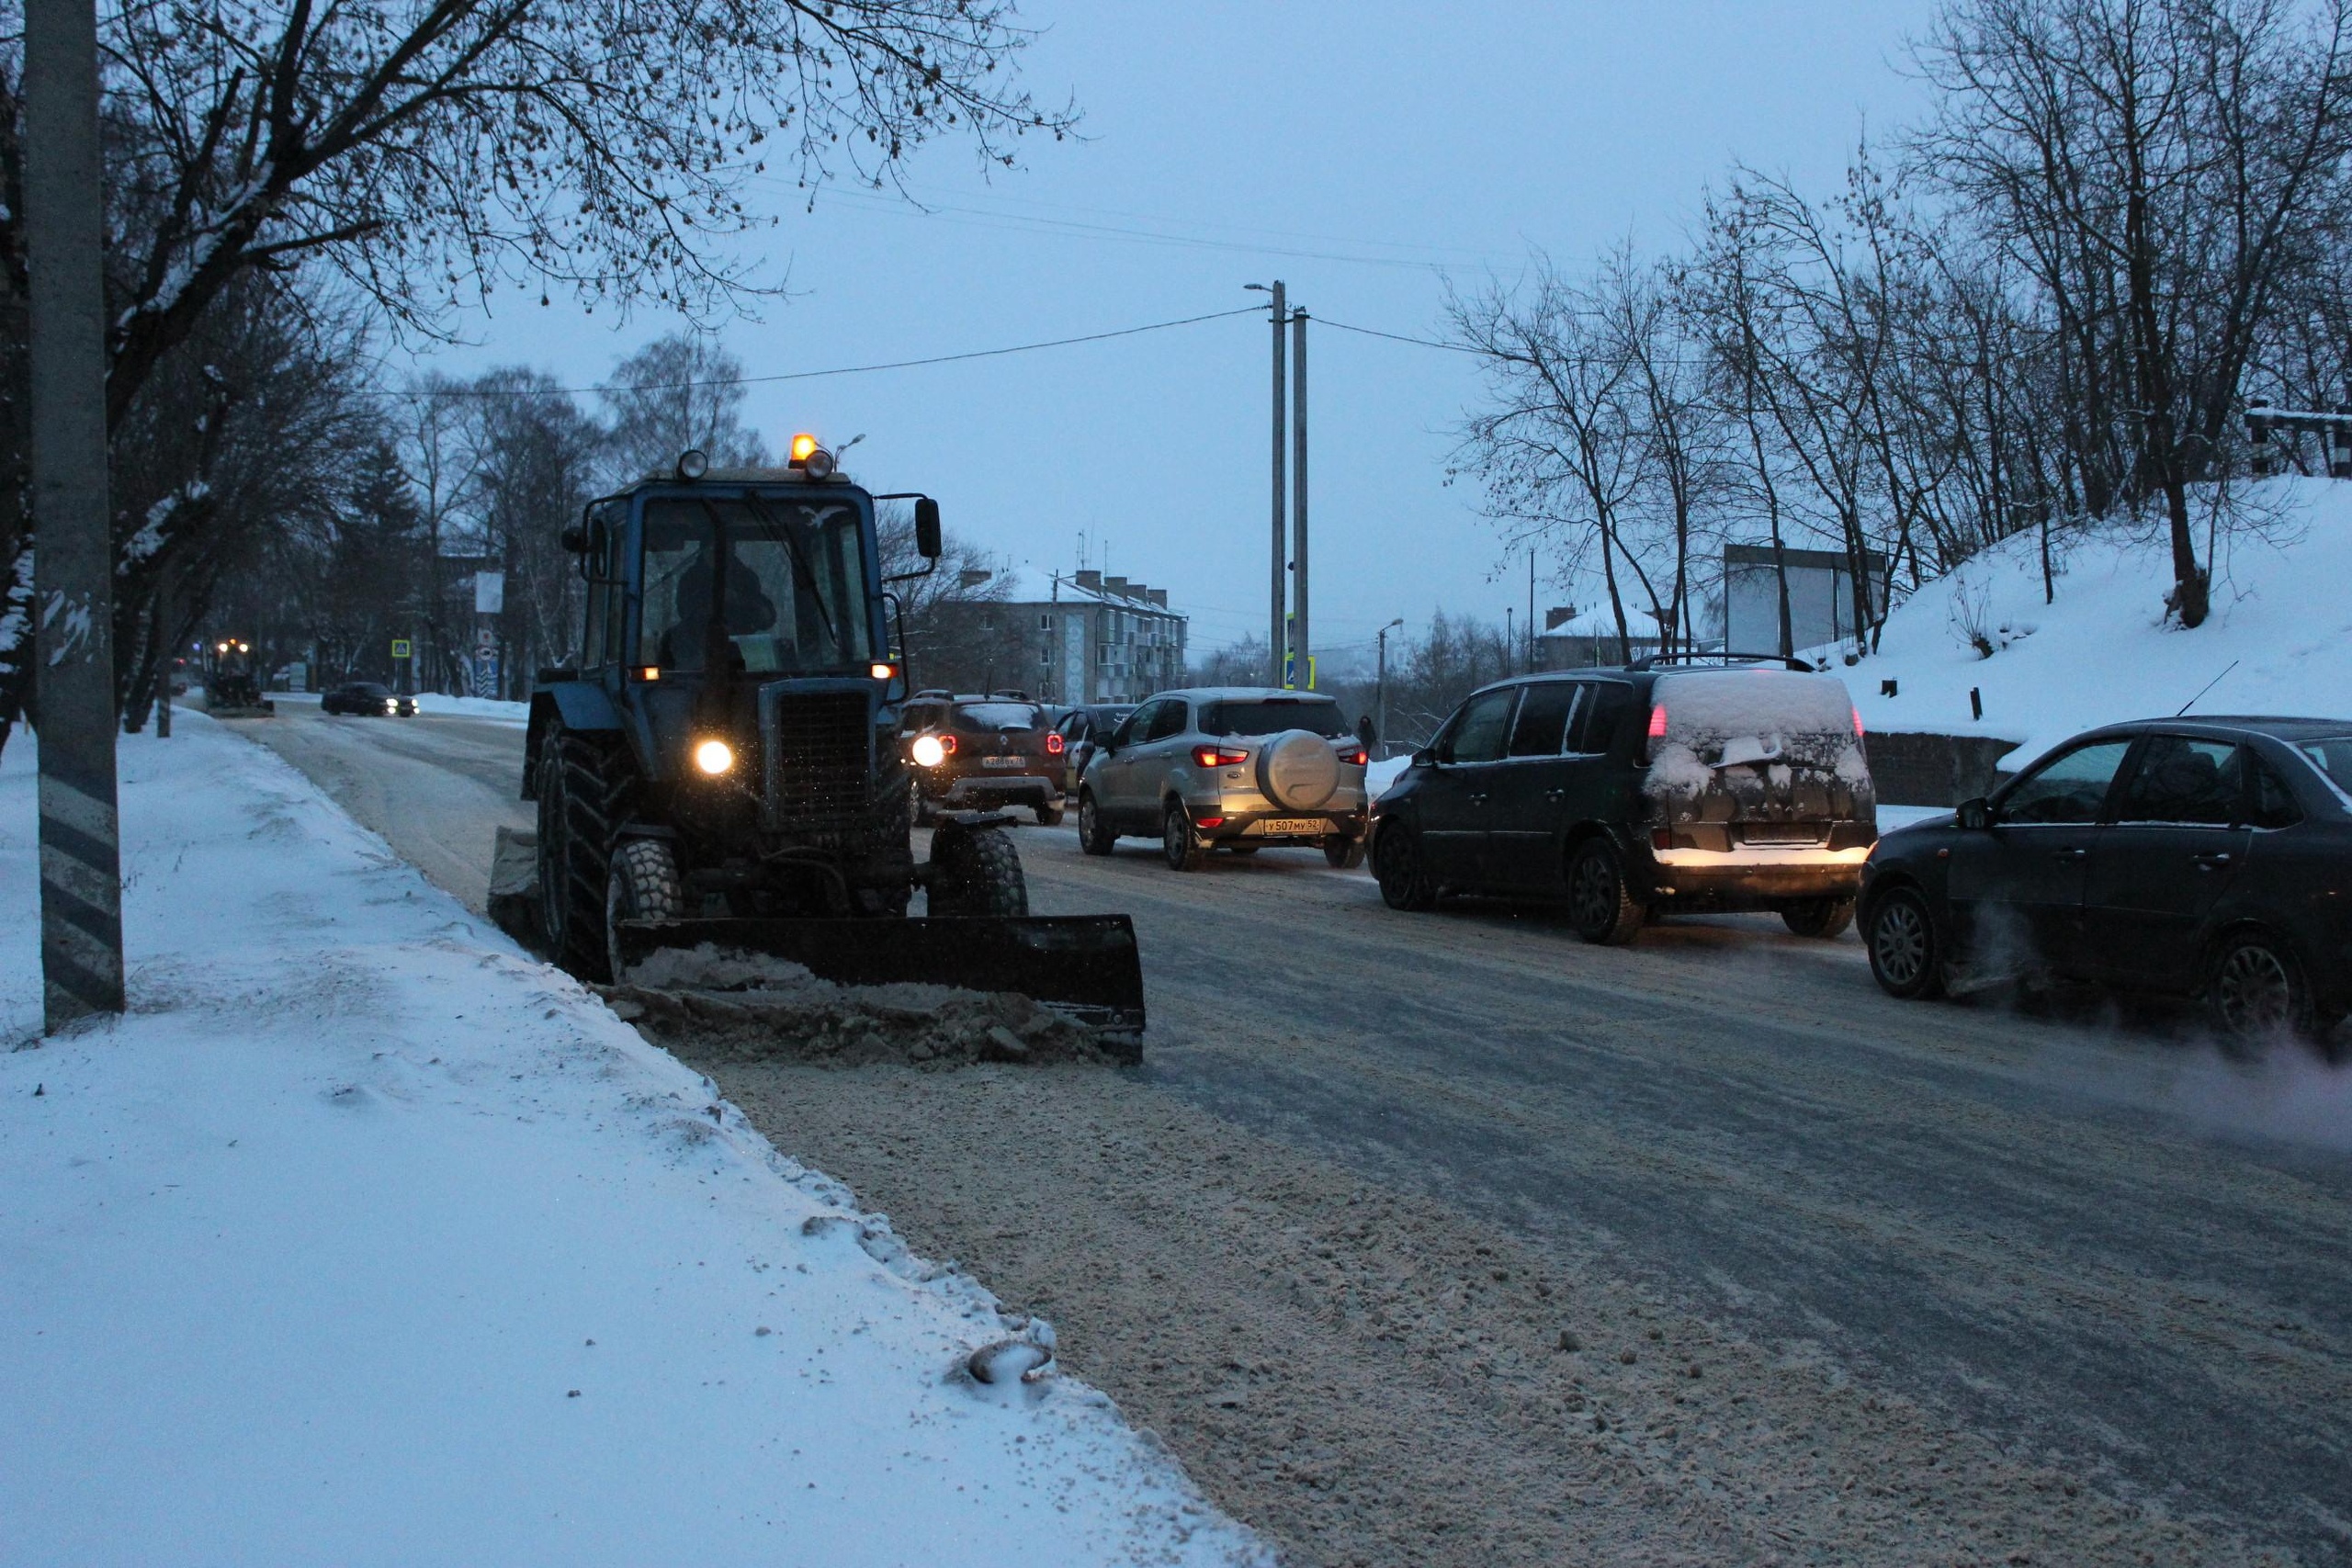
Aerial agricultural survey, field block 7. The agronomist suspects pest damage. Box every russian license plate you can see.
[982,755,1025,769]
[1740,822,1824,844]
[1254,818,1326,835]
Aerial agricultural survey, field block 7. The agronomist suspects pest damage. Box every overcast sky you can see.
[405,1,1939,670]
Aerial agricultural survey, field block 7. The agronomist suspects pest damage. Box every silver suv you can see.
[1076,687,1371,870]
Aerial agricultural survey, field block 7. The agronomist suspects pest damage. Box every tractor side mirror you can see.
[560,525,587,553]
[1956,796,1993,830]
[914,498,943,559]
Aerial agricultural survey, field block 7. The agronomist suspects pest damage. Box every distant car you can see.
[322,682,415,716]
[1368,657,1878,942]
[1076,688,1370,870]
[1859,717,2352,1049]
[896,694,1066,825]
[1052,703,1136,796]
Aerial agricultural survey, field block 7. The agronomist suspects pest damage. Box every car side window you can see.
[1117,701,1158,746]
[2114,736,2244,826]
[1508,682,1578,757]
[2250,757,2304,829]
[1998,739,2134,825]
[1148,700,1188,742]
[1570,682,1633,755]
[1442,689,1519,764]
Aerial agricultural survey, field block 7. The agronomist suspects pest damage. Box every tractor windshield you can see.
[638,494,875,674]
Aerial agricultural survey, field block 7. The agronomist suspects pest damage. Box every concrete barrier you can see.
[1863,730,2021,807]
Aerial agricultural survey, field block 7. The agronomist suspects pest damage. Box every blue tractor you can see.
[512,438,1145,1035]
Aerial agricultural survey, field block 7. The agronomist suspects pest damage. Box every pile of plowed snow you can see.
[1830,477,2352,766]
[602,946,1135,1066]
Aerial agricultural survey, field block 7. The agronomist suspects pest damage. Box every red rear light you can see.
[1194,816,1225,829]
[1852,705,1865,739]
[1045,731,1066,756]
[1342,747,1368,765]
[941,734,958,755]
[1647,704,1668,740]
[1193,744,1248,767]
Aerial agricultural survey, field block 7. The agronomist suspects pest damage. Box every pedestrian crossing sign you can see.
[391,639,413,660]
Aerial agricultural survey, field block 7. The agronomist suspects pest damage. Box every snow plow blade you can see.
[608,915,1148,1037]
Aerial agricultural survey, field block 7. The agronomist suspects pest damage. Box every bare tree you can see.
[1914,0,2352,625]
[0,0,1076,746]
[599,333,769,487]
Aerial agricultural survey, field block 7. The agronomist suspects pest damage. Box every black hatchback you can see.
[1858,717,2352,1046]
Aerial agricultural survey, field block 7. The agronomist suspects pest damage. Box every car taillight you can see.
[1045,732,1066,755]
[1852,705,1865,739]
[1341,747,1368,765]
[1647,704,1668,740]
[939,734,958,755]
[1193,744,1248,767]
[1195,816,1225,829]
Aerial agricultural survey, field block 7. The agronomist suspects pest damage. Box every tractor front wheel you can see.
[605,837,686,982]
[927,823,1029,918]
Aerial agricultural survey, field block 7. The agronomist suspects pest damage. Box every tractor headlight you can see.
[910,734,946,768]
[693,738,736,775]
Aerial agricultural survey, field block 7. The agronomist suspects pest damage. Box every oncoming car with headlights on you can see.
[1076,688,1371,870]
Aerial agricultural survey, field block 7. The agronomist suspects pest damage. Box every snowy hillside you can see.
[1830,477,2352,768]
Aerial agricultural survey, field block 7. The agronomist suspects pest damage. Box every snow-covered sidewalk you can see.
[0,716,1263,1566]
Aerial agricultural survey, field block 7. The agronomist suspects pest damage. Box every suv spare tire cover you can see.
[1258,728,1340,810]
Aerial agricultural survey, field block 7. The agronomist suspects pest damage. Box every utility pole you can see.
[1264,282,1286,687]
[1291,308,1310,689]
[1374,616,1403,760]
[28,0,126,1030]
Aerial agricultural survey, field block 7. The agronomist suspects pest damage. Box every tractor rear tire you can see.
[605,837,686,982]
[537,730,634,981]
[928,823,1029,917]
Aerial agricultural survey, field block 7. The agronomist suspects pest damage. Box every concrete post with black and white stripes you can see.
[26,0,127,1029]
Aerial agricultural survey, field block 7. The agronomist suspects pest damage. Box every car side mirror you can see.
[1412,747,1437,768]
[1956,796,1993,830]
[914,498,943,559]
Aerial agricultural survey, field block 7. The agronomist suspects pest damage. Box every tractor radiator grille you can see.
[762,690,873,829]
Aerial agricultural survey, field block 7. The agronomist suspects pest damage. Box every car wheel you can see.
[1323,833,1366,871]
[1865,887,1945,1000]
[1035,802,1066,828]
[1078,791,1116,856]
[1566,839,1642,946]
[1373,822,1438,911]
[1781,897,1856,940]
[2206,930,2320,1047]
[1162,801,1206,872]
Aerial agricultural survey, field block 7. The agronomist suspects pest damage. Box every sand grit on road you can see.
[667,1051,2272,1568]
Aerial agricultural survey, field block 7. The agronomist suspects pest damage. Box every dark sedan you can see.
[322,681,416,716]
[1859,716,2352,1048]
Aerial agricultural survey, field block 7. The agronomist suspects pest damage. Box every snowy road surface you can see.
[0,719,1266,1567]
[242,699,2352,1566]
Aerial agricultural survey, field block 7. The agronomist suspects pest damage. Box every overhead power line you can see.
[406,305,1266,399]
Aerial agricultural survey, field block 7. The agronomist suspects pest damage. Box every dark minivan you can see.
[1859,717,2352,1047]
[1369,657,1877,943]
